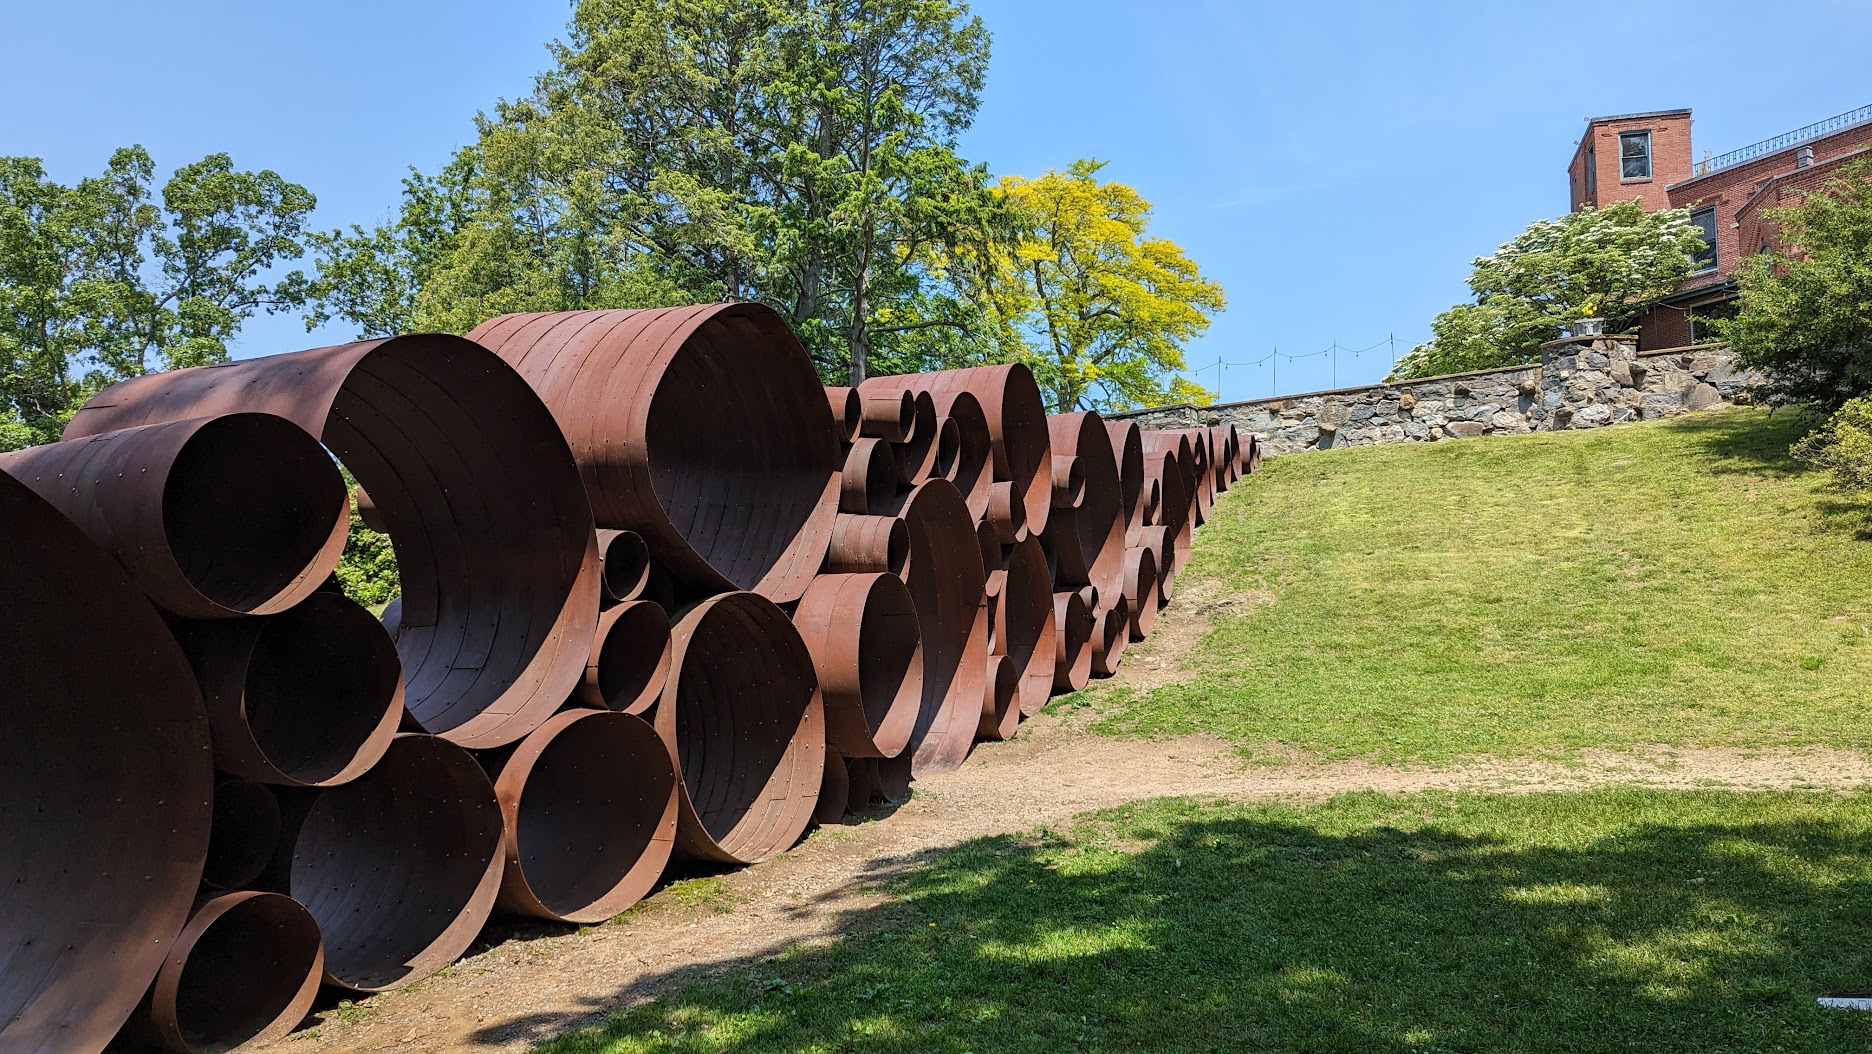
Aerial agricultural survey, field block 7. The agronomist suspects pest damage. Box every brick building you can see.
[1567,104,1872,348]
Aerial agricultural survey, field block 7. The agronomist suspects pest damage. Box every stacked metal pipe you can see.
[0,301,1258,1053]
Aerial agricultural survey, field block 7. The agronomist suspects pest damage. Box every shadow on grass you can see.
[500,792,1872,1053]
[1670,405,1816,478]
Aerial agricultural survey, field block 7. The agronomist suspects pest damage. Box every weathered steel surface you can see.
[1051,590,1094,693]
[1090,596,1131,677]
[977,653,1020,741]
[1105,419,1147,545]
[598,529,652,604]
[170,591,403,788]
[0,412,346,619]
[657,592,824,864]
[825,386,862,442]
[66,334,600,751]
[997,536,1058,718]
[792,572,923,760]
[468,304,840,604]
[1123,545,1160,640]
[133,891,323,1054]
[490,709,678,923]
[841,438,899,515]
[284,733,505,991]
[826,513,908,575]
[0,473,213,1054]
[1045,412,1124,600]
[201,777,282,891]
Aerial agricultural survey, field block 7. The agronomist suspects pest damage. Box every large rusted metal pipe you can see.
[469,305,841,604]
[1091,597,1131,677]
[1139,524,1178,603]
[0,470,212,1054]
[0,412,346,619]
[66,333,600,751]
[858,388,916,443]
[1047,412,1125,600]
[896,480,990,777]
[997,535,1057,718]
[657,591,824,864]
[826,513,908,575]
[1145,448,1193,573]
[280,732,504,992]
[815,749,851,824]
[842,438,899,514]
[1105,419,1146,544]
[987,479,1027,544]
[793,572,923,759]
[573,600,672,715]
[977,654,1020,741]
[894,390,941,483]
[825,386,862,442]
[1123,545,1160,640]
[863,365,1052,537]
[132,891,324,1054]
[490,709,678,923]
[936,391,993,519]
[1052,591,1094,693]
[599,529,651,604]
[1244,433,1262,474]
[169,591,402,788]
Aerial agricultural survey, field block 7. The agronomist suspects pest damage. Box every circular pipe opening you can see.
[933,416,962,482]
[163,413,348,615]
[937,392,993,519]
[244,593,402,786]
[858,389,916,443]
[1124,545,1160,640]
[814,750,851,825]
[999,536,1057,718]
[896,481,989,778]
[1051,455,1086,510]
[156,892,323,1054]
[794,573,922,760]
[977,654,1020,741]
[1092,598,1130,677]
[599,529,651,603]
[841,438,899,515]
[290,734,504,991]
[659,592,824,864]
[578,600,673,714]
[1052,591,1093,694]
[495,710,677,923]
[826,513,908,575]
[202,778,281,890]
[825,386,862,442]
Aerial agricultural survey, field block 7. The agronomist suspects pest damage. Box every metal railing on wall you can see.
[1188,334,1413,402]
[1697,103,1872,176]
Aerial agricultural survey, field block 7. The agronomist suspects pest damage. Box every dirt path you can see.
[278,706,1872,1054]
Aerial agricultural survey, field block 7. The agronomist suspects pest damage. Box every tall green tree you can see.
[1390,201,1706,380]
[1720,158,1872,411]
[0,147,315,449]
[967,159,1223,413]
[307,0,1007,382]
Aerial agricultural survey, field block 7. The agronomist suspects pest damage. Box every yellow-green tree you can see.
[971,159,1223,412]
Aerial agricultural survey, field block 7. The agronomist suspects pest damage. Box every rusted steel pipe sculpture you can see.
[1091,597,1131,677]
[978,654,1021,741]
[0,474,213,1054]
[825,386,862,442]
[1052,590,1094,693]
[470,305,840,604]
[282,733,504,991]
[1139,524,1178,602]
[867,365,1053,538]
[826,513,908,575]
[657,591,825,864]
[1123,545,1161,640]
[170,591,403,788]
[599,529,652,604]
[936,391,994,518]
[792,572,923,759]
[998,536,1058,718]
[0,412,347,619]
[67,333,600,751]
[573,600,672,714]
[490,709,678,923]
[895,480,990,777]
[130,891,324,1054]
[858,388,916,443]
[1105,419,1146,543]
[1046,412,1125,600]
[842,438,899,514]
[816,750,852,823]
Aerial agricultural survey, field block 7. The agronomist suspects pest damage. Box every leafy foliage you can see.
[1792,396,1872,490]
[1392,201,1705,380]
[306,0,1010,383]
[332,467,400,606]
[966,159,1224,412]
[1719,158,1872,413]
[0,147,315,448]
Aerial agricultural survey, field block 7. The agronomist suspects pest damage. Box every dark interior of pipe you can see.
[163,414,345,614]
[241,594,402,785]
[645,312,837,591]
[857,579,921,734]
[291,735,501,990]
[518,713,673,918]
[600,530,650,602]
[672,596,817,859]
[592,602,670,713]
[202,780,281,890]
[172,895,320,1051]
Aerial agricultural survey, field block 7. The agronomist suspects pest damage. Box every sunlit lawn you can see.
[539,790,1872,1053]
[1091,407,1872,762]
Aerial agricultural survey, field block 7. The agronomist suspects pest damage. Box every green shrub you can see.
[1792,396,1872,489]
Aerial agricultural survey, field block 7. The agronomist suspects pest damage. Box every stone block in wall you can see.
[1573,404,1613,428]
[1445,421,1485,438]
[1398,391,1416,411]
[1347,402,1375,423]
[1490,410,1526,432]
[1583,351,1609,368]
[1609,359,1635,387]
[1685,382,1722,411]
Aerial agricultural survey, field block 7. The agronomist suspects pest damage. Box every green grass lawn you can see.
[538,790,1872,1053]
[1090,407,1872,762]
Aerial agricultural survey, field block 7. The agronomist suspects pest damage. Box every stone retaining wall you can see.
[1115,338,1762,457]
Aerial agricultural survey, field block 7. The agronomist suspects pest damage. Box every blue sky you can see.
[6,0,1870,402]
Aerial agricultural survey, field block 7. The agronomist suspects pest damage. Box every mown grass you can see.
[1090,407,1872,762]
[536,789,1872,1053]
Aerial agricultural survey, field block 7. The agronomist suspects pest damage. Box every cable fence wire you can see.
[1187,334,1420,403]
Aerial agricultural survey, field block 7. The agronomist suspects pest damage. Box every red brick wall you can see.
[1635,303,1694,350]
[1570,113,1694,212]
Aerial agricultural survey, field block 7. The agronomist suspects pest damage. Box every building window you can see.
[1619,131,1651,180]
[1585,147,1596,191]
[1690,206,1718,273]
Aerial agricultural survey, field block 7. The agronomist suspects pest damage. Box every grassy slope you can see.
[1093,407,1872,762]
[540,790,1872,1053]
